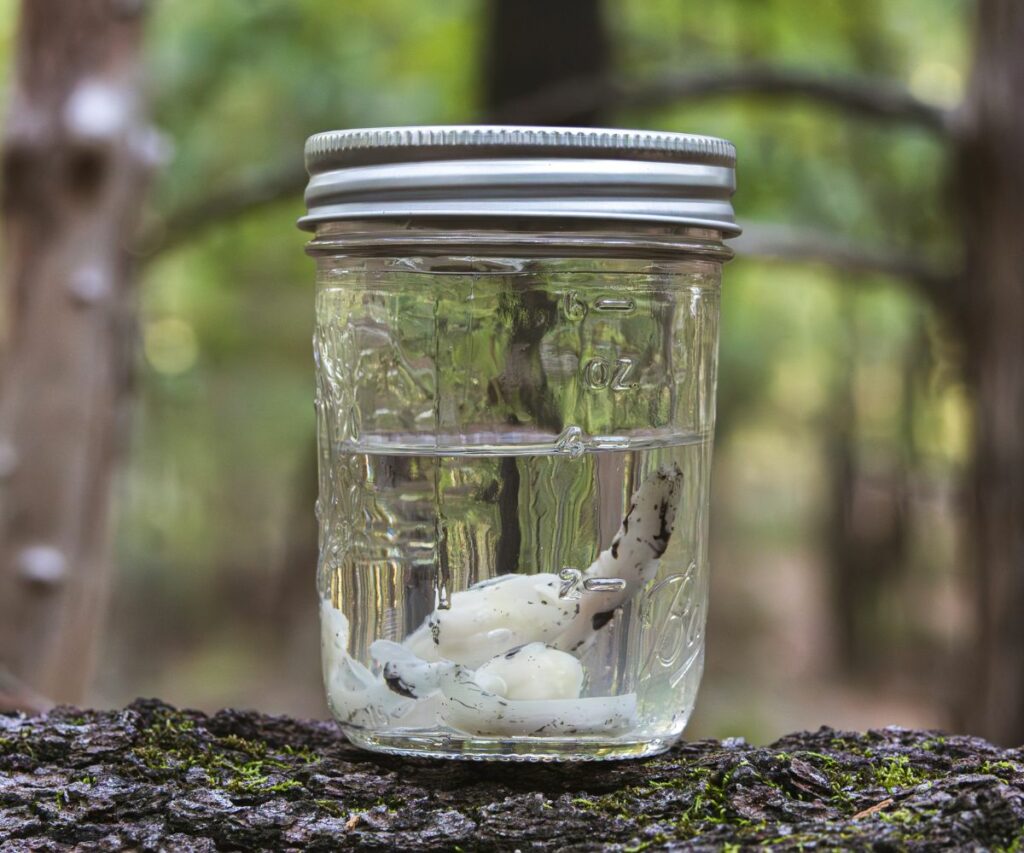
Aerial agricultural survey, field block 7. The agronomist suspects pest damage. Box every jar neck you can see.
[305,217,733,262]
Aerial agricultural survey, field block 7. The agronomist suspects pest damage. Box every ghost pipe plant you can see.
[372,639,636,737]
[322,465,683,737]
[405,464,684,665]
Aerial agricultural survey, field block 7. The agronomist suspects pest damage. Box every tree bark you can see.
[2,701,1023,850]
[0,0,157,705]
[958,0,1024,746]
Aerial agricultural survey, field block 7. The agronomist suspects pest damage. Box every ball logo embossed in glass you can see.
[301,126,738,760]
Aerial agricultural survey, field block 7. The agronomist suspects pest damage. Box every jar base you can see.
[343,729,678,762]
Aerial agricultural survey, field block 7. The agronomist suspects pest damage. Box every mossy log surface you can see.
[2,700,1023,851]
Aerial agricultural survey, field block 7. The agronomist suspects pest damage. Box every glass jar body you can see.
[313,222,724,760]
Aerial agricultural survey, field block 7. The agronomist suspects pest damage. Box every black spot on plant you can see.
[384,673,417,698]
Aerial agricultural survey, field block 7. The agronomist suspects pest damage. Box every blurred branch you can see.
[735,222,960,305]
[146,64,948,258]
[489,66,951,135]
[147,67,949,257]
[145,160,307,258]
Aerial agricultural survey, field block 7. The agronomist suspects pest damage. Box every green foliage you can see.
[36,0,971,730]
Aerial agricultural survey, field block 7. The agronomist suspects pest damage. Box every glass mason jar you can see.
[300,126,738,761]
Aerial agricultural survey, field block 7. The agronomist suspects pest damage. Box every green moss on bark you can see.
[1,701,1023,850]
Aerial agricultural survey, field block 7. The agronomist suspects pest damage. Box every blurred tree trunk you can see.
[824,299,910,674]
[278,0,612,615]
[483,0,610,127]
[958,0,1024,745]
[483,0,610,576]
[0,0,157,706]
[821,5,913,679]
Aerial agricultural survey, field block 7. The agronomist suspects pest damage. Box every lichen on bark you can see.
[1,699,1022,850]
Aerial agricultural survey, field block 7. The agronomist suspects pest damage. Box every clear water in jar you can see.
[314,254,720,759]
[318,435,711,761]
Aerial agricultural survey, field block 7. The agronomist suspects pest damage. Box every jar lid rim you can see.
[304,125,736,170]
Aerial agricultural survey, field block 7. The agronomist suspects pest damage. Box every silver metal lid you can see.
[299,125,738,235]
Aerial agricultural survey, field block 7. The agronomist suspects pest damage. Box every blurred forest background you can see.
[1,0,1022,747]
